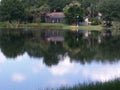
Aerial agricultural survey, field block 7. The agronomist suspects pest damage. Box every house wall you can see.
[45,17,64,23]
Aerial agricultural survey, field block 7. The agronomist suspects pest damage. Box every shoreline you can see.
[0,22,103,31]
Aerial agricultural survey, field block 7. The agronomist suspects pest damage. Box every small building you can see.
[45,12,65,23]
[84,17,91,25]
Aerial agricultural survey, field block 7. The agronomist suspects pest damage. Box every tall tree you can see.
[28,4,50,22]
[63,1,85,24]
[21,0,49,8]
[0,0,25,22]
[48,0,71,11]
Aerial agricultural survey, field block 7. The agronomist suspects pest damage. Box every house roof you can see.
[46,12,65,19]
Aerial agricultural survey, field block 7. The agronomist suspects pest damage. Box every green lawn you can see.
[65,25,102,31]
[0,22,103,31]
[21,23,103,31]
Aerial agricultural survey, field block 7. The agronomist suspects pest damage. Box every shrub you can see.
[91,17,101,25]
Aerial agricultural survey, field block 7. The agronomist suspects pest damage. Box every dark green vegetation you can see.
[59,79,120,90]
[0,0,120,27]
[0,0,25,21]
[63,1,85,24]
[99,0,120,21]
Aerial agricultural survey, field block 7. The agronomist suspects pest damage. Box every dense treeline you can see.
[0,0,120,24]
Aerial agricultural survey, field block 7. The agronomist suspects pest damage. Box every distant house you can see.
[84,17,91,25]
[45,12,65,23]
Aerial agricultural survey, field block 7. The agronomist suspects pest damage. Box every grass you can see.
[19,23,66,29]
[68,25,102,31]
[20,23,103,31]
[0,22,103,31]
[59,79,120,90]
[112,22,120,30]
[0,22,7,27]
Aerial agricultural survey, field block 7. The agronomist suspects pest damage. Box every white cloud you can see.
[50,56,79,76]
[16,56,24,62]
[11,73,26,83]
[49,55,120,83]
[15,53,29,62]
[82,62,120,82]
[0,51,30,63]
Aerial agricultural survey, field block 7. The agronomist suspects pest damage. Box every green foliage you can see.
[63,1,85,24]
[0,0,25,21]
[48,0,71,11]
[21,0,48,8]
[25,4,50,23]
[98,0,120,21]
[91,17,101,25]
[0,0,119,23]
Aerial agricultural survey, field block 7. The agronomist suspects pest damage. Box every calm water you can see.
[0,28,120,90]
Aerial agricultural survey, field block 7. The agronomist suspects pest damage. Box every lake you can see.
[0,28,120,90]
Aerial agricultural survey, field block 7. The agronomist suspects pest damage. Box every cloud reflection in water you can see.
[50,56,79,76]
[0,50,120,89]
[49,55,120,83]
[11,73,27,83]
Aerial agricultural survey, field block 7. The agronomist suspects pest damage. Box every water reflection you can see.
[0,28,120,89]
[43,29,64,42]
[0,29,120,64]
[0,51,120,90]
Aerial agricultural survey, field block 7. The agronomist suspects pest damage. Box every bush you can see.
[91,17,101,25]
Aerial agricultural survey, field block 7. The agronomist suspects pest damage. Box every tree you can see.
[21,0,49,9]
[63,1,85,24]
[98,0,120,21]
[0,0,25,22]
[28,4,50,22]
[39,4,50,22]
[48,0,71,12]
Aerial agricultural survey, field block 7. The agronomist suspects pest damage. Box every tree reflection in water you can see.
[0,29,25,58]
[0,28,120,66]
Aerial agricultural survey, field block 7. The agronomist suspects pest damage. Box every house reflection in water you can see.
[44,29,64,42]
[103,29,112,37]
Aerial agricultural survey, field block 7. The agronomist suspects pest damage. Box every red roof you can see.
[46,12,65,18]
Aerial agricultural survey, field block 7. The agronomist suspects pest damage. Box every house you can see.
[84,17,91,25]
[45,12,65,23]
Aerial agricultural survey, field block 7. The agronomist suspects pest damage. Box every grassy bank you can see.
[112,23,120,30]
[59,79,120,90]
[0,22,103,31]
[20,23,103,31]
[0,22,7,27]
[69,25,102,31]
